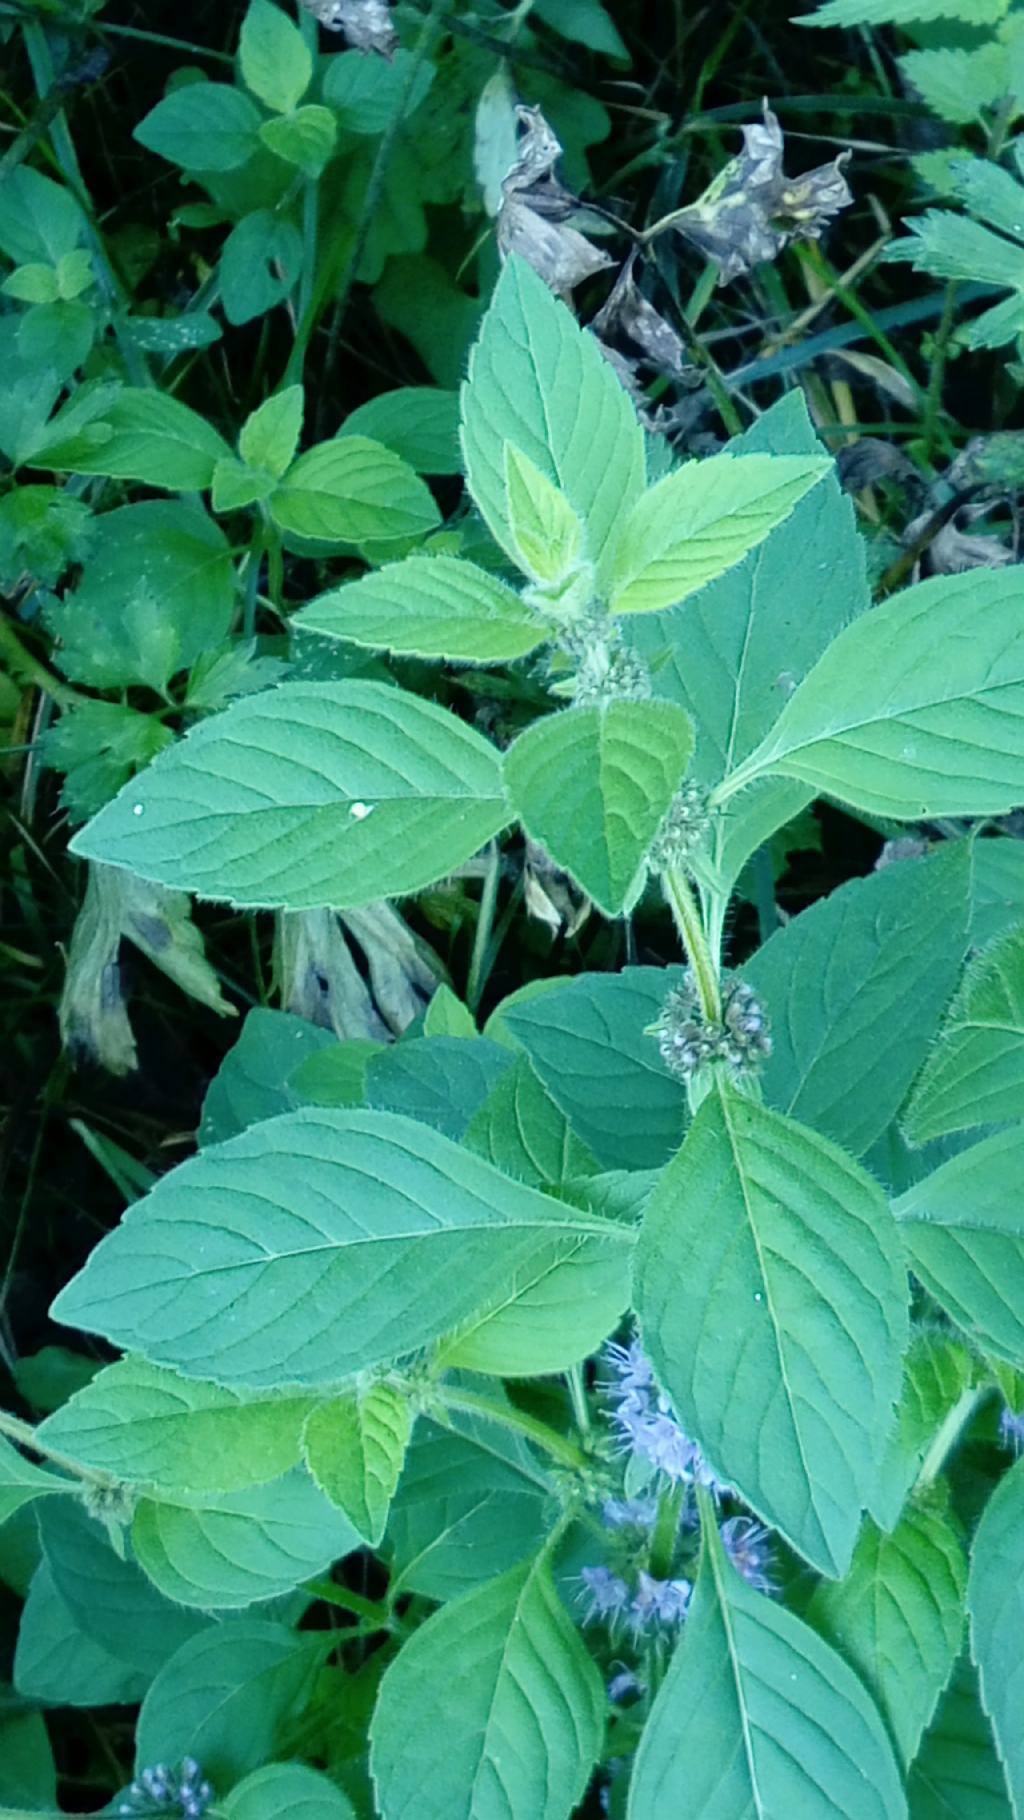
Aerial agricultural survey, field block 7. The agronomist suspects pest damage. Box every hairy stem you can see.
[663,868,721,1022]
[0,1407,114,1488]
[435,1386,589,1472]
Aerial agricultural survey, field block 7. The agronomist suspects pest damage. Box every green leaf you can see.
[386,1414,551,1600]
[135,1620,320,1789]
[633,1082,909,1576]
[0,1712,56,1811]
[14,1562,148,1707]
[0,1437,71,1526]
[505,701,694,916]
[894,1128,1024,1368]
[628,1503,907,1819]
[295,553,545,663]
[809,1505,966,1766]
[47,499,235,690]
[35,388,231,490]
[223,1764,357,1820]
[0,165,85,265]
[626,391,869,890]
[722,569,1024,820]
[36,1357,313,1494]
[50,1107,631,1389]
[423,983,476,1038]
[804,0,1008,24]
[903,927,1024,1142]
[290,1038,383,1109]
[213,456,277,513]
[435,1219,629,1376]
[70,680,509,911]
[201,1008,334,1143]
[3,262,59,304]
[870,1330,975,1533]
[239,385,304,477]
[271,436,440,547]
[503,442,585,585]
[500,968,687,1171]
[302,1383,412,1546]
[899,45,1009,127]
[220,210,303,325]
[370,1551,605,1820]
[239,0,312,114]
[38,1500,208,1677]
[533,0,628,57]
[461,254,645,579]
[745,842,971,1156]
[908,1656,1012,1820]
[968,1454,1024,1812]
[340,387,459,474]
[971,837,1024,947]
[135,83,263,172]
[260,105,337,174]
[366,1036,513,1140]
[462,1051,599,1187]
[132,1467,358,1608]
[609,452,829,617]
[323,46,436,134]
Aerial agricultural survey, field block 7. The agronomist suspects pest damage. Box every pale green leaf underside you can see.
[295,553,544,662]
[809,1505,966,1766]
[460,254,645,579]
[903,925,1024,1142]
[968,1455,1024,1814]
[628,1512,906,1819]
[70,680,509,911]
[609,451,829,616]
[633,1083,908,1575]
[50,1107,629,1389]
[132,1467,357,1608]
[36,1356,313,1494]
[370,1553,605,1820]
[435,1226,629,1376]
[746,841,970,1157]
[505,700,694,915]
[302,1384,412,1546]
[894,1127,1024,1368]
[725,569,1024,819]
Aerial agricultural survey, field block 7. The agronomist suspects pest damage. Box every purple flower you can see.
[579,1564,631,1623]
[630,1570,692,1633]
[720,1516,776,1594]
[608,1667,646,1702]
[1001,1406,1024,1452]
[602,1496,659,1531]
[603,1334,730,1494]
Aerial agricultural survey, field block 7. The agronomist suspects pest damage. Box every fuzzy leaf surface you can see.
[746,842,970,1156]
[370,1552,604,1820]
[633,1082,909,1575]
[628,1509,906,1818]
[50,1108,629,1389]
[505,701,694,915]
[460,254,645,577]
[903,926,1024,1141]
[70,681,508,911]
[809,1505,966,1766]
[967,1455,1024,1812]
[609,451,828,616]
[302,1383,412,1546]
[726,569,1024,818]
[894,1128,1024,1368]
[296,554,544,663]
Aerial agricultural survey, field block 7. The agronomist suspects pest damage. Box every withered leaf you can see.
[300,0,396,56]
[496,105,613,300]
[669,103,852,285]
[592,254,687,375]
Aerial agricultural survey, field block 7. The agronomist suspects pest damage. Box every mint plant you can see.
[6,0,1024,1811]
[4,236,1024,1814]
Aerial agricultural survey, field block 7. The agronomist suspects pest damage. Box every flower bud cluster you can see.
[119,1759,214,1818]
[648,781,712,871]
[578,1562,692,1637]
[655,973,772,1081]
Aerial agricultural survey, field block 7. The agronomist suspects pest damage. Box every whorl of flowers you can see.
[118,1759,214,1818]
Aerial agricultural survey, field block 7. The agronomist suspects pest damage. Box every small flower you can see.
[603,1333,730,1495]
[579,1564,632,1624]
[602,1496,659,1531]
[721,1516,777,1594]
[1001,1406,1024,1452]
[122,1760,215,1817]
[630,1570,692,1633]
[608,1667,646,1702]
